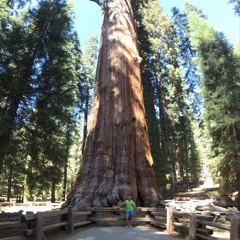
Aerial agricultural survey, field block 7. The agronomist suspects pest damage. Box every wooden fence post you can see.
[230,215,239,240]
[189,212,197,240]
[67,207,74,234]
[166,207,173,234]
[36,212,44,240]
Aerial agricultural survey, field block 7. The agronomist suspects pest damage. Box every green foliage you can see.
[79,35,99,151]
[0,0,35,172]
[174,226,189,237]
[228,0,240,16]
[0,0,83,201]
[24,0,81,199]
[171,7,201,120]
[136,0,172,196]
[1,0,239,203]
[187,2,240,201]
[136,0,201,198]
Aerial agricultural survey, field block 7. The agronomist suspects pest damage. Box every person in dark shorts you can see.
[118,195,136,227]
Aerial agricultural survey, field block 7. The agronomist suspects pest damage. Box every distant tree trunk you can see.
[7,163,14,202]
[63,0,162,210]
[156,73,177,197]
[234,123,240,210]
[51,181,56,203]
[62,126,70,201]
[81,90,90,154]
[0,96,21,173]
[62,159,67,201]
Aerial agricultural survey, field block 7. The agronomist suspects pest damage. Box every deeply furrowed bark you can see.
[63,0,162,210]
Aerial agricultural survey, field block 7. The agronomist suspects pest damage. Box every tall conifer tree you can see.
[187,2,240,207]
[80,35,99,152]
[135,0,201,197]
[24,0,81,200]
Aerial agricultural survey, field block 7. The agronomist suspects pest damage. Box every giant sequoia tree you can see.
[63,0,162,210]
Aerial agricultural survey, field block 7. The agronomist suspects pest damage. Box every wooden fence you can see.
[0,206,239,240]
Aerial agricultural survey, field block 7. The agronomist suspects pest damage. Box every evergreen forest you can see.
[0,0,240,208]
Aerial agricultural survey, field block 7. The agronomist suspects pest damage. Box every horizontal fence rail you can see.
[0,202,239,240]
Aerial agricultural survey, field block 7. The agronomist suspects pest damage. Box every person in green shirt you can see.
[118,195,136,227]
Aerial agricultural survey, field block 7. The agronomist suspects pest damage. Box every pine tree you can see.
[24,0,81,200]
[187,3,240,207]
[135,0,169,196]
[80,35,99,152]
[0,4,37,173]
[171,7,202,120]
[135,0,201,197]
[228,0,240,15]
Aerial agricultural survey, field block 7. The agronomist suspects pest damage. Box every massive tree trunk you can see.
[63,0,162,210]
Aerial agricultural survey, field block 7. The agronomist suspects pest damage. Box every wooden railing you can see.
[87,206,156,224]
[0,201,61,209]
[169,209,234,240]
[0,206,239,240]
[23,208,92,239]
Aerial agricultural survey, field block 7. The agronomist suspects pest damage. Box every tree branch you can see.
[89,0,103,7]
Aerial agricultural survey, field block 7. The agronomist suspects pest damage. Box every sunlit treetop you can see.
[228,0,240,16]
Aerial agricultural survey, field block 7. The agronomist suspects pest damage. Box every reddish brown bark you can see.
[63,0,162,210]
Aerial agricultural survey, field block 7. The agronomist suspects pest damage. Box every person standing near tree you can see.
[118,195,136,227]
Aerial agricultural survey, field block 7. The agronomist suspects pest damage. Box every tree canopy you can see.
[0,0,239,208]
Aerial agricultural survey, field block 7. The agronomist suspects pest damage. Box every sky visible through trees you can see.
[73,0,240,48]
[1,0,240,208]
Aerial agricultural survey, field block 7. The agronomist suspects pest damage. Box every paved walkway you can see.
[49,226,181,240]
